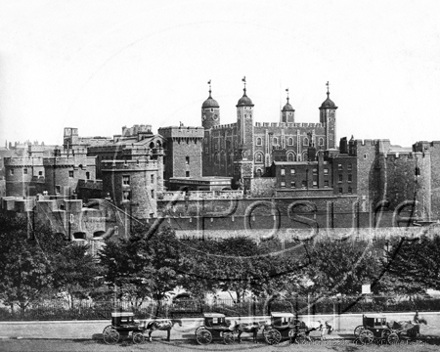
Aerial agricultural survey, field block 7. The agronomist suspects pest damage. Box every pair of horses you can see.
[387,317,427,338]
[232,319,333,343]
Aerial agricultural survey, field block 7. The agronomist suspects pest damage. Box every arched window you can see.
[256,168,262,177]
[287,152,296,162]
[288,137,294,146]
[273,137,278,145]
[319,137,324,146]
[303,137,309,146]
[255,153,263,163]
[256,137,262,146]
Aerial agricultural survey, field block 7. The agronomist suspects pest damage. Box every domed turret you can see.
[236,77,254,107]
[281,89,295,123]
[201,80,220,129]
[319,81,337,149]
[320,82,337,110]
[202,93,219,109]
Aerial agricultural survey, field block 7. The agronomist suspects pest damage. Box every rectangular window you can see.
[69,170,74,178]
[56,185,61,194]
[186,156,190,165]
[348,163,352,171]
[186,171,190,177]
[10,169,14,176]
[302,180,307,188]
[348,187,353,194]
[38,171,43,176]
[313,180,318,188]
[123,190,130,201]
[280,181,286,187]
[151,174,154,183]
[324,168,329,175]
[23,168,28,175]
[338,164,343,170]
[339,187,343,194]
[313,168,317,175]
[324,180,329,187]
[290,168,295,175]
[280,168,285,176]
[86,171,90,180]
[291,181,296,188]
[348,174,352,183]
[122,175,130,185]
[151,189,155,199]
[338,174,343,183]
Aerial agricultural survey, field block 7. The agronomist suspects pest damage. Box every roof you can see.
[202,95,219,109]
[204,313,226,318]
[111,312,134,317]
[236,89,254,107]
[271,312,294,318]
[320,93,337,109]
[364,314,386,318]
[282,98,295,112]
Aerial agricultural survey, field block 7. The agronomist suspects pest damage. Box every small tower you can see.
[236,77,254,158]
[281,88,295,123]
[201,80,220,129]
[234,77,255,189]
[319,81,337,149]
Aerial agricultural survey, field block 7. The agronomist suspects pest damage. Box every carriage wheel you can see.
[103,328,120,345]
[223,331,235,344]
[264,329,282,345]
[353,325,364,336]
[359,329,374,344]
[132,332,145,344]
[295,333,308,344]
[102,325,113,334]
[387,332,400,345]
[195,327,212,345]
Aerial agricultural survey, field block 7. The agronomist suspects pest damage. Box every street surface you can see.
[0,339,438,352]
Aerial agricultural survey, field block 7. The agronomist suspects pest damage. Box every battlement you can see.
[4,156,44,167]
[101,159,159,170]
[122,124,152,137]
[158,126,204,138]
[255,122,323,128]
[43,155,96,167]
[77,179,103,190]
[211,123,237,130]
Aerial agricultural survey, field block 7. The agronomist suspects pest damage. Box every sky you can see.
[0,0,439,148]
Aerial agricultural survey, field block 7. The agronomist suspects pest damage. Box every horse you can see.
[141,318,183,342]
[292,320,333,342]
[232,320,267,343]
[387,315,427,338]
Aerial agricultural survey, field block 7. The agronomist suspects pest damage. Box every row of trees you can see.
[1,211,440,315]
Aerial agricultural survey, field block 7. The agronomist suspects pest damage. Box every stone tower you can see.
[234,77,254,189]
[280,89,295,123]
[201,81,220,130]
[319,82,337,149]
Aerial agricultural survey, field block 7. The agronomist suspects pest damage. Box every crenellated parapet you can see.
[212,123,237,130]
[158,126,204,139]
[255,122,324,128]
[4,156,44,167]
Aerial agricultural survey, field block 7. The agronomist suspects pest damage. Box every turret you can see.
[281,88,295,123]
[201,80,220,129]
[319,81,337,149]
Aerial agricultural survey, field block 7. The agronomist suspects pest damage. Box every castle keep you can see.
[201,81,337,187]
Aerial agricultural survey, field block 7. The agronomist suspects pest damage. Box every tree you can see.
[98,224,182,315]
[0,213,63,311]
[180,236,304,303]
[52,242,102,307]
[301,238,381,296]
[383,234,440,293]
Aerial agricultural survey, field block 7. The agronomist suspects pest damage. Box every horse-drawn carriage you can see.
[262,312,298,344]
[195,313,235,345]
[102,312,146,345]
[354,314,400,344]
[102,312,182,345]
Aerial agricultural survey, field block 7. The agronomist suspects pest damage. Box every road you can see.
[0,339,437,352]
